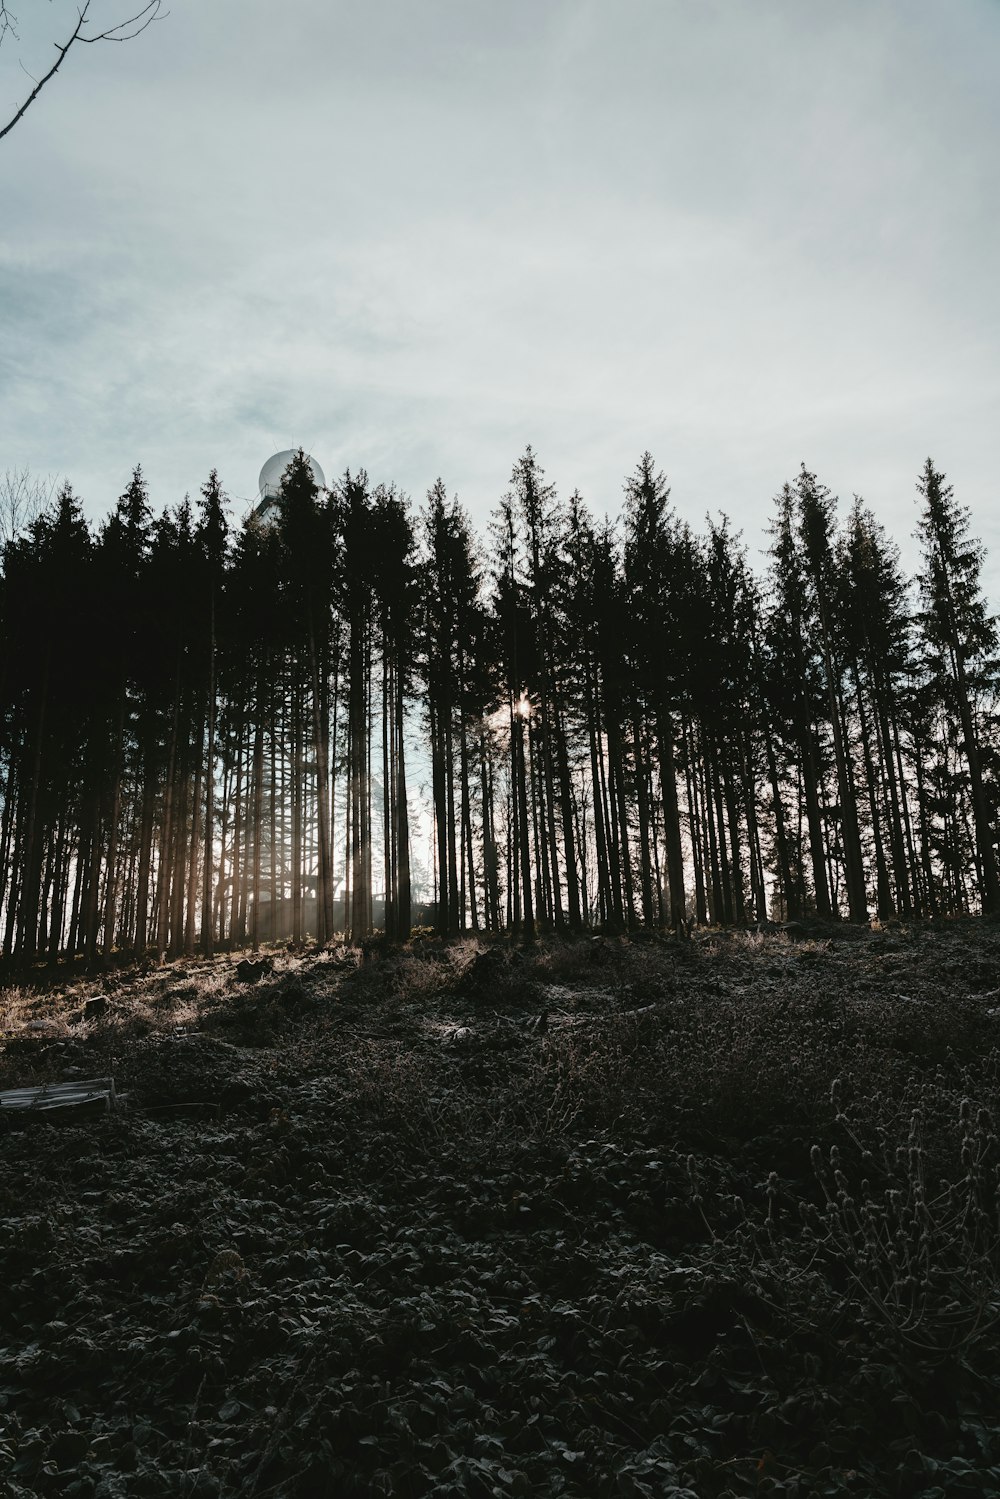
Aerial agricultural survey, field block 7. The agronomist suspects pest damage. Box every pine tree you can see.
[490,490,535,937]
[1,484,93,959]
[93,467,153,957]
[795,466,868,922]
[623,454,687,932]
[914,459,1000,915]
[764,483,831,919]
[276,451,336,942]
[371,484,416,940]
[196,470,229,955]
[334,470,379,940]
[836,500,916,918]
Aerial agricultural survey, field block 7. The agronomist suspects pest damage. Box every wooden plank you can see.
[0,1077,117,1113]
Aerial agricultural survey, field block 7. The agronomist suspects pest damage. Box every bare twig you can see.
[0,468,56,547]
[0,3,18,49]
[80,1,165,45]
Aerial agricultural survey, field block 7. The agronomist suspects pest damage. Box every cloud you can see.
[1,0,999,589]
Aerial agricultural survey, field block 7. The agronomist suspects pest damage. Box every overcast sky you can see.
[2,0,998,590]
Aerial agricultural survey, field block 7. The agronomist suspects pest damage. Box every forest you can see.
[0,447,997,969]
[4,448,1000,1494]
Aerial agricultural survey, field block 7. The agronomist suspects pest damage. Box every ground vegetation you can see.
[3,923,1000,1495]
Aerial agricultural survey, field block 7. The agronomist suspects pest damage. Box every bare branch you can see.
[80,1,165,45]
[0,3,91,143]
[0,0,166,144]
[0,4,18,49]
[0,468,58,548]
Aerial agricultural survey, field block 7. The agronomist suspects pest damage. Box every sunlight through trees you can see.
[1,449,998,965]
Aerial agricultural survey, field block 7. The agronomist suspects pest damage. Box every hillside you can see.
[2,923,1000,1498]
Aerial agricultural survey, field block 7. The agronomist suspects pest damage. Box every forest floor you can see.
[3,921,1000,1498]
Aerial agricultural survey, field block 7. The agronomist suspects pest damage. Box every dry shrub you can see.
[0,984,32,1033]
[727,1091,1000,1368]
[341,936,483,1006]
[528,935,628,986]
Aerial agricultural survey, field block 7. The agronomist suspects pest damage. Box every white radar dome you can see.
[258,450,327,500]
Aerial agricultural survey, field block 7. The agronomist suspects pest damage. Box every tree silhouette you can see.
[914,459,1000,915]
[1,444,998,967]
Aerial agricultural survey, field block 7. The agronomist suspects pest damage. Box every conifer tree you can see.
[914,459,1000,915]
[490,491,535,937]
[371,483,416,940]
[93,467,153,957]
[836,500,916,918]
[277,451,336,941]
[1,485,92,959]
[334,470,378,940]
[623,454,687,932]
[196,470,229,956]
[764,484,832,919]
[796,466,867,922]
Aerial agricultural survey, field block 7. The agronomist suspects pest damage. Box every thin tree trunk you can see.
[202,591,217,955]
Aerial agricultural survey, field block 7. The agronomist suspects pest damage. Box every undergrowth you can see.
[2,920,1000,1495]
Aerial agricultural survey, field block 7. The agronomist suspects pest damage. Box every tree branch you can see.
[0,2,18,49]
[80,1,164,45]
[0,1,165,144]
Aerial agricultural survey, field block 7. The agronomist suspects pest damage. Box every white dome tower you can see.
[253,449,327,526]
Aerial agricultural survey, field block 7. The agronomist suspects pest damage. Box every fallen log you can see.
[0,1076,120,1119]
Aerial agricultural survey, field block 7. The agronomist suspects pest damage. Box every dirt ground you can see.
[3,921,1000,1497]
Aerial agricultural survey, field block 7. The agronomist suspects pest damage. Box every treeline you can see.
[0,448,997,965]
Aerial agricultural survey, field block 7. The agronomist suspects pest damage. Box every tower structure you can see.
[252,449,327,526]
